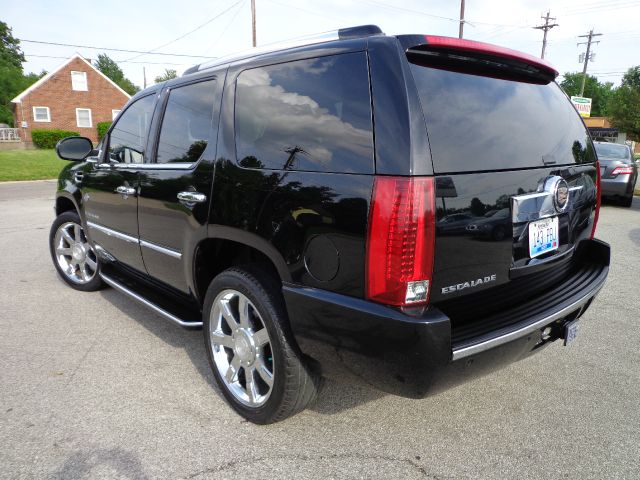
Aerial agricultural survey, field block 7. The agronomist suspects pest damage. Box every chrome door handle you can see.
[116,185,136,198]
[74,171,84,183]
[177,191,207,204]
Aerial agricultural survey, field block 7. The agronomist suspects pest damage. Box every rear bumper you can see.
[601,175,634,197]
[283,239,610,398]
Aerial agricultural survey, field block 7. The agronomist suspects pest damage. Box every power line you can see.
[557,0,639,12]
[124,0,244,61]
[204,0,247,55]
[352,0,532,28]
[533,11,558,59]
[19,38,214,59]
[23,53,192,65]
[562,1,640,16]
[263,0,354,21]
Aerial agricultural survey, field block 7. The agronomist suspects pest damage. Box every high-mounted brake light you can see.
[366,177,436,307]
[611,166,634,176]
[591,161,601,239]
[422,35,559,78]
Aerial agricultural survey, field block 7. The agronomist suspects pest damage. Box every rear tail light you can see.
[611,166,634,176]
[591,161,601,239]
[366,176,436,306]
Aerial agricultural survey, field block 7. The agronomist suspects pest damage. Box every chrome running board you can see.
[100,273,202,328]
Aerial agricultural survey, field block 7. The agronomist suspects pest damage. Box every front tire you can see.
[49,211,104,291]
[203,267,320,424]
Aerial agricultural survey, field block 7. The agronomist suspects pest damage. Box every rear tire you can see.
[49,211,104,292]
[203,266,321,424]
[621,194,633,208]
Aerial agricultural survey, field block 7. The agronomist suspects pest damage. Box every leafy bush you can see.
[97,121,112,141]
[31,129,79,149]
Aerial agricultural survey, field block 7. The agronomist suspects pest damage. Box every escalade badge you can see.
[442,274,497,294]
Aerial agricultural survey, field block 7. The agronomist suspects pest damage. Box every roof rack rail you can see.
[187,24,383,75]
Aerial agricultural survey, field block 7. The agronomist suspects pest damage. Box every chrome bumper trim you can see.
[100,273,202,328]
[451,278,606,361]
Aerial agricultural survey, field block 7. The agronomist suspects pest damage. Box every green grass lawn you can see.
[0,149,68,181]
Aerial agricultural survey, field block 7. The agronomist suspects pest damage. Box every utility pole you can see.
[251,0,257,47]
[533,10,558,59]
[458,0,465,39]
[143,67,147,89]
[577,29,602,96]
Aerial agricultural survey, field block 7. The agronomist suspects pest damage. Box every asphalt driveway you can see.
[0,180,638,479]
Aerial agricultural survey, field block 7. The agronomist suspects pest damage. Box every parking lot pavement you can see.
[1,180,638,480]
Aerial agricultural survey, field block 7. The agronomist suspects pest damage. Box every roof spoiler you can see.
[398,35,558,84]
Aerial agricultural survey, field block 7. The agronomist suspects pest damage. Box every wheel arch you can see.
[55,192,80,216]
[193,226,292,305]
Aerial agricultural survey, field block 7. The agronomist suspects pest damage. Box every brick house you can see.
[11,54,130,143]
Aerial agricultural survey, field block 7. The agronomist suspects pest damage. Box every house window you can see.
[112,109,121,120]
[76,108,92,128]
[71,71,88,91]
[33,106,51,122]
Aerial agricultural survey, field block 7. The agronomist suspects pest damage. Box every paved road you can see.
[1,181,639,479]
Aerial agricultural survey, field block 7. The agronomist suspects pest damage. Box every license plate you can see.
[528,217,559,258]
[564,319,579,346]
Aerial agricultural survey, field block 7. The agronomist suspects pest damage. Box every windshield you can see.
[595,143,630,161]
[408,62,596,173]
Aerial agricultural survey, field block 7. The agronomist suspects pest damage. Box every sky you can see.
[5,0,640,89]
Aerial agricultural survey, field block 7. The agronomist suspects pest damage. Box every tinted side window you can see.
[235,52,374,173]
[108,94,155,164]
[156,80,216,164]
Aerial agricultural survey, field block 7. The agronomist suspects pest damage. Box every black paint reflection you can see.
[213,158,370,296]
[430,166,598,303]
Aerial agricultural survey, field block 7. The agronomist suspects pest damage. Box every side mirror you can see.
[56,136,95,161]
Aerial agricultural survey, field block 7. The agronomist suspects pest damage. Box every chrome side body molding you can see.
[87,221,182,259]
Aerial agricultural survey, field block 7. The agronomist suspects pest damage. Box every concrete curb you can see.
[0,178,57,185]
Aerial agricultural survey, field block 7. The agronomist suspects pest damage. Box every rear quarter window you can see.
[234,52,374,173]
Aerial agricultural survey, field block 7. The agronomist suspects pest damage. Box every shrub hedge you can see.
[31,129,79,149]
[97,121,112,141]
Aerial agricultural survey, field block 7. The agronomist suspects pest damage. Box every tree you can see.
[560,72,614,117]
[155,69,178,83]
[0,21,45,125]
[0,21,24,69]
[608,66,640,141]
[95,53,140,95]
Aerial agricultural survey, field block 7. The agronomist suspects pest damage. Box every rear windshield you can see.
[594,142,631,162]
[409,63,595,173]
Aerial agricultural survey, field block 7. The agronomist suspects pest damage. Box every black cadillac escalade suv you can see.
[50,26,610,424]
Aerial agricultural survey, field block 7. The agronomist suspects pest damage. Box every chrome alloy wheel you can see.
[209,290,274,407]
[53,221,98,284]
